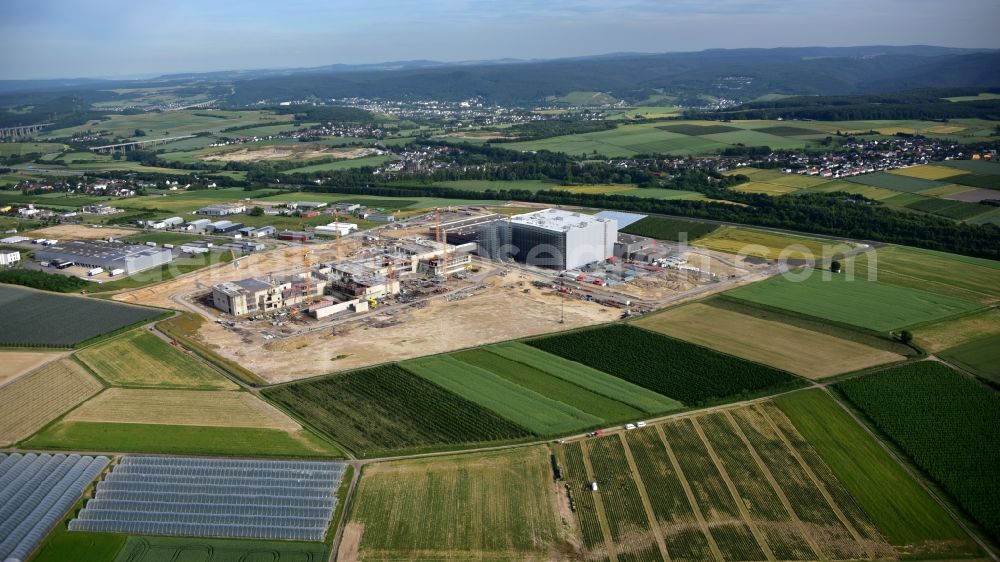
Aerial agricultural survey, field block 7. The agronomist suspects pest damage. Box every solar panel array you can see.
[0,453,110,562]
[69,455,346,541]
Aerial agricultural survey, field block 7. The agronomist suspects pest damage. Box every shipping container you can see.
[88,267,104,276]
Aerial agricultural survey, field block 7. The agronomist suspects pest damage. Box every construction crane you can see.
[434,208,447,289]
[301,247,314,310]
[333,208,342,259]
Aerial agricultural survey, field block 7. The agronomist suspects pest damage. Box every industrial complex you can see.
[34,240,173,275]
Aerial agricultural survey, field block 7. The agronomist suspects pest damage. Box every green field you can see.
[76,329,237,389]
[694,227,852,260]
[845,172,947,192]
[402,355,603,435]
[725,270,983,332]
[23,421,342,457]
[115,188,276,214]
[776,390,979,559]
[620,216,720,242]
[41,110,284,141]
[433,179,558,192]
[262,365,531,458]
[121,231,205,245]
[905,197,993,220]
[0,285,164,346]
[0,142,67,156]
[32,528,127,562]
[838,362,1000,543]
[345,446,564,561]
[939,334,1000,384]
[486,342,683,413]
[281,154,394,174]
[528,324,801,406]
[845,245,1000,304]
[453,348,644,422]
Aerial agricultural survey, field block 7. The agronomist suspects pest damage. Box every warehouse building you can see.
[0,250,20,266]
[476,209,617,270]
[35,240,173,275]
[196,203,245,216]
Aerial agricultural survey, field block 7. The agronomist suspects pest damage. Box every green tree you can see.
[830,260,842,273]
[248,206,265,217]
[899,330,914,344]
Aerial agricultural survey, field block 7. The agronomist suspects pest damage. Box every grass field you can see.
[24,421,340,457]
[799,180,903,201]
[725,270,983,332]
[905,197,993,220]
[263,365,531,458]
[620,216,719,242]
[528,324,801,406]
[64,388,300,429]
[938,334,1000,383]
[844,245,1000,305]
[635,303,905,379]
[0,350,61,385]
[845,172,947,192]
[77,329,237,389]
[41,110,284,141]
[693,226,852,261]
[0,142,67,156]
[32,528,126,562]
[775,390,979,559]
[344,446,564,561]
[402,355,603,435]
[121,231,205,245]
[888,165,964,181]
[559,402,898,561]
[281,154,394,174]
[838,362,1000,543]
[0,358,102,445]
[86,251,234,293]
[485,342,682,413]
[433,179,557,192]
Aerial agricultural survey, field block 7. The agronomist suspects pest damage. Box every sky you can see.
[2,0,998,80]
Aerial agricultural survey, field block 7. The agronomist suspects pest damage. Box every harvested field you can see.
[344,447,568,561]
[944,188,1000,203]
[845,172,946,192]
[913,309,1000,352]
[635,303,904,379]
[202,144,378,162]
[0,350,63,386]
[25,224,137,240]
[888,165,963,181]
[65,388,300,430]
[77,329,237,389]
[0,358,102,445]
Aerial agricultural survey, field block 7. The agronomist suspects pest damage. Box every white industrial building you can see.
[0,250,21,266]
[196,204,246,216]
[314,222,358,236]
[34,240,173,275]
[508,209,617,270]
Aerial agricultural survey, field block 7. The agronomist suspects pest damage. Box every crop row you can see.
[0,359,103,446]
[262,365,530,457]
[837,361,1000,542]
[527,325,798,405]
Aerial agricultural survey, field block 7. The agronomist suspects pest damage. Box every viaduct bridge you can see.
[0,123,54,139]
[89,135,196,154]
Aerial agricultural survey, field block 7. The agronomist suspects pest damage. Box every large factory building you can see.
[473,209,617,270]
[35,240,173,275]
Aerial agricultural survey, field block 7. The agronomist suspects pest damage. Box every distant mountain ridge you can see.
[0,46,998,106]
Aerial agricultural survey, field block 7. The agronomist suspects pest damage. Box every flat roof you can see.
[510,208,615,233]
[233,278,274,292]
[38,240,168,261]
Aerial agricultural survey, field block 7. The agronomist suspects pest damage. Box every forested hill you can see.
[226,47,1000,105]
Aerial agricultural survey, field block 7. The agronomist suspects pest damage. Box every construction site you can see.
[113,205,773,383]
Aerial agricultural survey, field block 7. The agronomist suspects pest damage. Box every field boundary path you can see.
[580,440,620,562]
[617,432,672,561]
[723,410,827,561]
[690,416,777,561]
[329,462,363,562]
[654,424,724,562]
[755,404,873,559]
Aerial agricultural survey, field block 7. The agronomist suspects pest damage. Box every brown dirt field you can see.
[943,188,999,203]
[65,388,301,430]
[26,224,137,240]
[635,303,904,379]
[202,145,377,163]
[337,522,363,562]
[204,274,621,383]
[0,359,103,446]
[0,351,64,386]
[112,241,356,309]
[913,309,1000,353]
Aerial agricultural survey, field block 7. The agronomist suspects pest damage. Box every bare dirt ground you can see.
[26,224,136,240]
[0,351,65,387]
[336,522,364,562]
[201,145,378,163]
[202,272,622,383]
